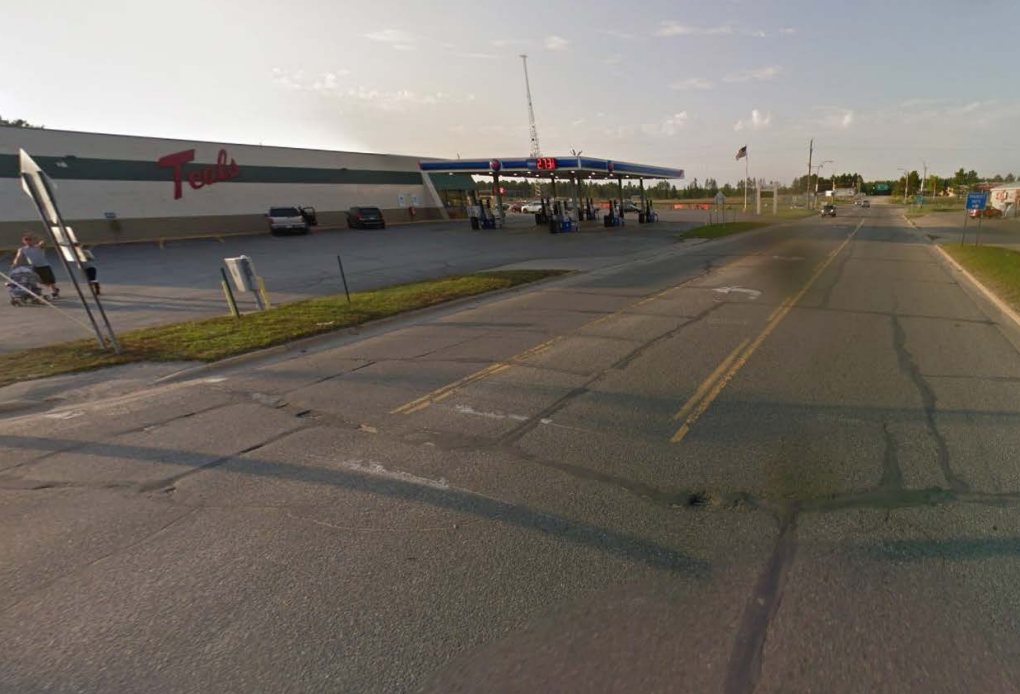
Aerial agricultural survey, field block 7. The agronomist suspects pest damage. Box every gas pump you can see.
[536,197,549,225]
[548,200,560,234]
[587,198,596,221]
[644,199,657,223]
[481,199,498,229]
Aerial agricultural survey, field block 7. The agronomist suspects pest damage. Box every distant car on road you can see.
[821,204,837,217]
[861,200,871,208]
[621,201,642,213]
[521,200,545,213]
[347,206,386,229]
[267,206,316,235]
[509,202,523,213]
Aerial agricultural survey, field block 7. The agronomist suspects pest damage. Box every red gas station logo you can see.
[157,148,240,200]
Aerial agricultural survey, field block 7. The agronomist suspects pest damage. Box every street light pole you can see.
[898,168,909,204]
[806,139,814,208]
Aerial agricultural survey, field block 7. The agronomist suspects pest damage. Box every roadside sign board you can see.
[714,192,726,206]
[914,195,923,205]
[966,192,989,211]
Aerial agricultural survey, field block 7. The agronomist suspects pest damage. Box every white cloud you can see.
[661,111,689,135]
[723,66,781,83]
[392,44,416,52]
[779,27,796,35]
[840,110,854,128]
[734,109,772,131]
[490,38,527,47]
[601,29,636,40]
[670,77,714,91]
[657,21,734,36]
[603,54,622,65]
[364,28,415,44]
[544,35,570,51]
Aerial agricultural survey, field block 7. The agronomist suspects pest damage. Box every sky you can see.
[2,0,1019,185]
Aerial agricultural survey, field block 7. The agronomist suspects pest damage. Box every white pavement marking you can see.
[712,286,762,300]
[312,457,450,490]
[203,377,228,384]
[43,410,86,420]
[453,404,529,421]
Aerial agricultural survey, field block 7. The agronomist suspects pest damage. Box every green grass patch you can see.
[773,209,816,219]
[0,270,566,388]
[679,221,770,240]
[943,245,1020,312]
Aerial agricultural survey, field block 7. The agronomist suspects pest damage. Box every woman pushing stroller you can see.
[12,234,59,299]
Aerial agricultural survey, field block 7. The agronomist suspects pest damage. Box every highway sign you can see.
[966,192,989,211]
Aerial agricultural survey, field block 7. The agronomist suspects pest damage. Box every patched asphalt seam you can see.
[879,422,905,490]
[494,302,727,446]
[724,507,798,694]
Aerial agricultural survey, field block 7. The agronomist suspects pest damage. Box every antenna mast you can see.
[520,54,541,158]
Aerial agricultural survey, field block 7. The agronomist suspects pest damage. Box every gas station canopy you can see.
[420,156,684,181]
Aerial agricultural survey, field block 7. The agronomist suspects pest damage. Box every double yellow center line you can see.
[391,261,744,416]
[670,220,863,443]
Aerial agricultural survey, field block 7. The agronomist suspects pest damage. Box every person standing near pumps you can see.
[12,234,59,299]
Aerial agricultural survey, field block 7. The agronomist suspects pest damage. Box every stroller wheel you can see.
[11,299,22,307]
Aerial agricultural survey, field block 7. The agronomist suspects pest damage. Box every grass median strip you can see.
[943,245,1020,312]
[679,221,770,240]
[0,270,566,387]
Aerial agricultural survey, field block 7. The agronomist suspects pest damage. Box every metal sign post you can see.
[19,149,119,352]
[965,192,989,247]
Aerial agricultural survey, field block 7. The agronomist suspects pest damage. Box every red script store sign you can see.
[157,148,240,200]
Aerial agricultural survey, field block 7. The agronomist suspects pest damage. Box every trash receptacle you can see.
[470,217,480,230]
[638,212,646,224]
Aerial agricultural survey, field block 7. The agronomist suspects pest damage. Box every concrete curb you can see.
[151,270,577,385]
[932,244,1020,351]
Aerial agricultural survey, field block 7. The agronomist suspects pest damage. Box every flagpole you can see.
[743,151,749,212]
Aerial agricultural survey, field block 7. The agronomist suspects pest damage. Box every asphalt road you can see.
[0,211,704,353]
[3,205,1020,693]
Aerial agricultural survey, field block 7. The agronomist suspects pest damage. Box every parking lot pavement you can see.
[0,216,696,353]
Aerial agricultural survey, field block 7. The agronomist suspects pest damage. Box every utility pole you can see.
[520,55,541,158]
[806,139,814,209]
[921,161,928,208]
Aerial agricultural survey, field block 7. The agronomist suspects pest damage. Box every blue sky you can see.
[2,0,1018,183]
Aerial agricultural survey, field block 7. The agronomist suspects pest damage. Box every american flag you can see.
[735,146,748,161]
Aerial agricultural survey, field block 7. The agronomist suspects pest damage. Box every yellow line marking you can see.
[671,220,863,444]
[673,338,750,422]
[390,246,769,416]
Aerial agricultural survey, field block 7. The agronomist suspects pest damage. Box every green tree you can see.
[0,115,43,128]
[1006,173,1017,183]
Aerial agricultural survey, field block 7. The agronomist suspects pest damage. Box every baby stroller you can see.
[7,266,44,306]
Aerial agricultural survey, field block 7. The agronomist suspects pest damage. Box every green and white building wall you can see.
[0,126,476,248]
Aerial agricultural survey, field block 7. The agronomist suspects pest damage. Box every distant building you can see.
[825,188,857,198]
[990,184,1020,217]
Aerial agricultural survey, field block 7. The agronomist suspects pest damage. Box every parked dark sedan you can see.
[347,206,386,229]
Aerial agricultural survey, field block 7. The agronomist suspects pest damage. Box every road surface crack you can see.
[891,314,968,492]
